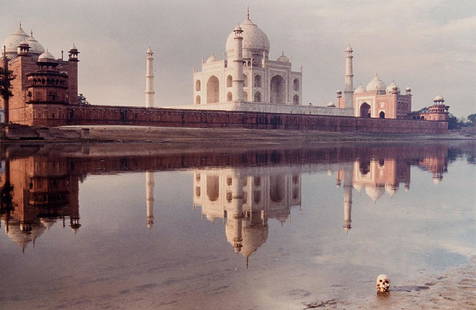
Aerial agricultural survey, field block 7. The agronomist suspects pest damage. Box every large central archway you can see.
[360,102,371,118]
[270,75,285,104]
[207,76,219,104]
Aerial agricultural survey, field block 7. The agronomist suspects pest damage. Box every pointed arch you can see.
[206,76,219,104]
[254,91,261,102]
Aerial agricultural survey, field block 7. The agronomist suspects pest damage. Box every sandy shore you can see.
[307,257,476,309]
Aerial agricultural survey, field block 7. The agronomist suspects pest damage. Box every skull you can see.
[376,274,390,293]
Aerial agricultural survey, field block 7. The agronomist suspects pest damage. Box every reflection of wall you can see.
[0,157,81,251]
[193,168,301,258]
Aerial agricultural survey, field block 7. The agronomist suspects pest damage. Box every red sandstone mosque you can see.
[0,19,450,132]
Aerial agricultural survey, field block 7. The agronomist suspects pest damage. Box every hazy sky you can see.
[1,0,474,117]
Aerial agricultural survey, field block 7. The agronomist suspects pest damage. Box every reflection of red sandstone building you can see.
[0,156,81,251]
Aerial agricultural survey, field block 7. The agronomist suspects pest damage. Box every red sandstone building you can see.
[0,25,80,126]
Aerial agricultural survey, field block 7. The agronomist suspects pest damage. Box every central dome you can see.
[225,15,270,58]
[366,74,386,92]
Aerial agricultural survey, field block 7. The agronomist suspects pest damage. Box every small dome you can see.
[433,95,444,102]
[146,47,153,56]
[38,50,56,62]
[354,85,366,94]
[327,101,336,107]
[26,32,45,54]
[2,24,29,56]
[226,14,270,58]
[277,52,290,63]
[18,39,29,47]
[366,74,386,92]
[344,44,353,53]
[206,55,216,63]
[386,82,399,93]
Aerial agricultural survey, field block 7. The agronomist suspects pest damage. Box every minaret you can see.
[343,45,354,108]
[145,48,155,108]
[343,168,352,231]
[68,44,80,105]
[145,171,155,228]
[232,26,244,103]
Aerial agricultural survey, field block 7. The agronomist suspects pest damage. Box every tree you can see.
[467,113,476,126]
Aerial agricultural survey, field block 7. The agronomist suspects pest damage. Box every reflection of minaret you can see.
[343,177,352,232]
[337,167,352,231]
[229,174,244,253]
[145,171,155,229]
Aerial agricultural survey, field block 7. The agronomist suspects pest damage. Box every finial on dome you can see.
[247,7,251,20]
[281,50,284,56]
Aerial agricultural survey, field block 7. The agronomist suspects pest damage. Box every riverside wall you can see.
[28,105,448,134]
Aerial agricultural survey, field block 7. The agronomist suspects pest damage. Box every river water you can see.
[0,142,475,309]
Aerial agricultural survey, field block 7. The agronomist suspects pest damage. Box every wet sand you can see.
[312,257,476,309]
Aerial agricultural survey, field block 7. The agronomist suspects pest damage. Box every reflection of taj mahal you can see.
[192,168,301,259]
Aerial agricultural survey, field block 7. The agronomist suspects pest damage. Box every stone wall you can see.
[64,105,448,134]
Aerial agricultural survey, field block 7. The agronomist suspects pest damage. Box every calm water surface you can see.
[0,142,475,309]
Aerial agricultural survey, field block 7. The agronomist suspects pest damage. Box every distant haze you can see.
[1,0,474,117]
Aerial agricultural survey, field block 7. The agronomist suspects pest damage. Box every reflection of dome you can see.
[365,185,384,201]
[385,184,397,196]
[432,175,443,184]
[366,74,386,92]
[241,223,268,257]
[26,32,45,54]
[206,213,217,222]
[354,85,366,94]
[2,24,29,56]
[353,183,363,191]
[5,220,46,249]
[40,218,56,230]
[226,15,270,57]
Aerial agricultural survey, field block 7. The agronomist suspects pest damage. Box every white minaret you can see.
[145,171,155,229]
[343,45,354,108]
[232,26,244,103]
[145,48,155,108]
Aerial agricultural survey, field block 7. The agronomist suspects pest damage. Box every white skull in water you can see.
[376,274,390,293]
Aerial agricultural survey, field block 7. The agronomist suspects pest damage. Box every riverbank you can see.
[3,124,474,146]
[308,258,476,309]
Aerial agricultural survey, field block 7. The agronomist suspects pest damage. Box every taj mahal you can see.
[171,10,439,121]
